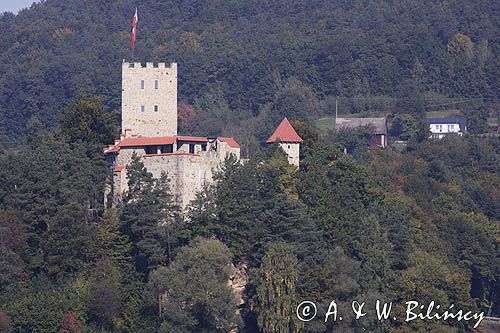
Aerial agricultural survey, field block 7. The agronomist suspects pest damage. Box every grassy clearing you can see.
[315,117,337,133]
[425,110,461,118]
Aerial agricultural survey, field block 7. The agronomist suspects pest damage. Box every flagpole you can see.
[130,7,138,62]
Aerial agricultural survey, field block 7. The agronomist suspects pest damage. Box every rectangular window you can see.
[145,146,156,155]
[141,80,145,90]
[438,124,442,132]
[201,144,207,152]
[154,105,159,112]
[155,80,159,89]
[160,145,173,153]
[140,105,145,112]
[189,144,195,154]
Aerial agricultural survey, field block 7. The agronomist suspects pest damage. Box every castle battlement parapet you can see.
[122,61,176,70]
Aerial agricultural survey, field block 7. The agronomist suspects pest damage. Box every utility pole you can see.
[335,97,338,129]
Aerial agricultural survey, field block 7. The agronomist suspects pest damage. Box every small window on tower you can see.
[201,144,207,151]
[154,105,159,112]
[155,80,159,89]
[141,80,145,90]
[140,105,145,112]
[189,144,195,154]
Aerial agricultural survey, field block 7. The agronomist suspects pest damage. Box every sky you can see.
[0,0,37,14]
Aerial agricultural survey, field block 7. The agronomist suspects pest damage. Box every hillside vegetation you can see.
[0,1,498,332]
[0,0,499,145]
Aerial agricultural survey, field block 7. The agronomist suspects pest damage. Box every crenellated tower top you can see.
[121,61,178,137]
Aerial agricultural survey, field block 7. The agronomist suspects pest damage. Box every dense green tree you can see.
[87,257,122,330]
[91,209,132,276]
[269,77,320,125]
[0,212,28,296]
[326,125,374,158]
[121,154,182,274]
[42,204,95,278]
[256,242,302,333]
[59,96,117,145]
[147,238,238,333]
[389,114,427,142]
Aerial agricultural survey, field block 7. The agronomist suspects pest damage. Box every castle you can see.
[105,61,302,209]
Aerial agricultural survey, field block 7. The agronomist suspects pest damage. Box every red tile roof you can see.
[218,137,240,148]
[143,152,200,157]
[266,118,303,143]
[104,135,240,154]
[120,137,177,147]
[176,136,208,142]
[104,145,121,153]
[113,165,126,172]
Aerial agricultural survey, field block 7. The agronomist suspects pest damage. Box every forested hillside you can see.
[0,1,499,332]
[0,0,499,145]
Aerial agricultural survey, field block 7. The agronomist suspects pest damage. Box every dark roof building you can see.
[335,117,388,148]
[425,116,467,139]
[425,116,467,132]
[335,117,388,135]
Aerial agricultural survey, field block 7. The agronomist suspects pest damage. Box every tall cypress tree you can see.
[256,242,302,333]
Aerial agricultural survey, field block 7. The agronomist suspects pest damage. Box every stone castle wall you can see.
[279,142,300,167]
[113,140,240,209]
[121,62,178,137]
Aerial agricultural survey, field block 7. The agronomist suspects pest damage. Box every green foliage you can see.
[389,114,427,142]
[326,125,375,157]
[42,203,95,278]
[256,242,302,333]
[0,0,498,143]
[86,257,122,330]
[269,77,320,124]
[147,238,238,333]
[121,154,183,274]
[0,2,498,329]
[3,277,90,333]
[91,209,133,277]
[59,96,117,145]
[0,212,28,296]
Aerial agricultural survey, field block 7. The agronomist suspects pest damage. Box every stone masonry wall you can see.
[121,62,178,137]
[279,142,300,167]
[113,140,240,209]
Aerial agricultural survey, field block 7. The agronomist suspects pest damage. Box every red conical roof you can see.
[266,118,303,143]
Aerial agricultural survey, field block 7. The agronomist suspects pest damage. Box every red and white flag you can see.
[130,8,138,50]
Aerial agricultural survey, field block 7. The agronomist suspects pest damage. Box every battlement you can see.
[121,60,178,137]
[122,61,177,70]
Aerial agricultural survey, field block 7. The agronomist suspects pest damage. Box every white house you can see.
[426,116,467,139]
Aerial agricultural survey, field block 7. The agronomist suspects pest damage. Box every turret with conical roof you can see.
[267,118,302,167]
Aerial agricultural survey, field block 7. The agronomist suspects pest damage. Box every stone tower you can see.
[121,62,178,137]
[266,118,303,167]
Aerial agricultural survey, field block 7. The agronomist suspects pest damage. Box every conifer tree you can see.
[121,154,181,274]
[87,257,122,330]
[91,209,133,278]
[256,242,302,333]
